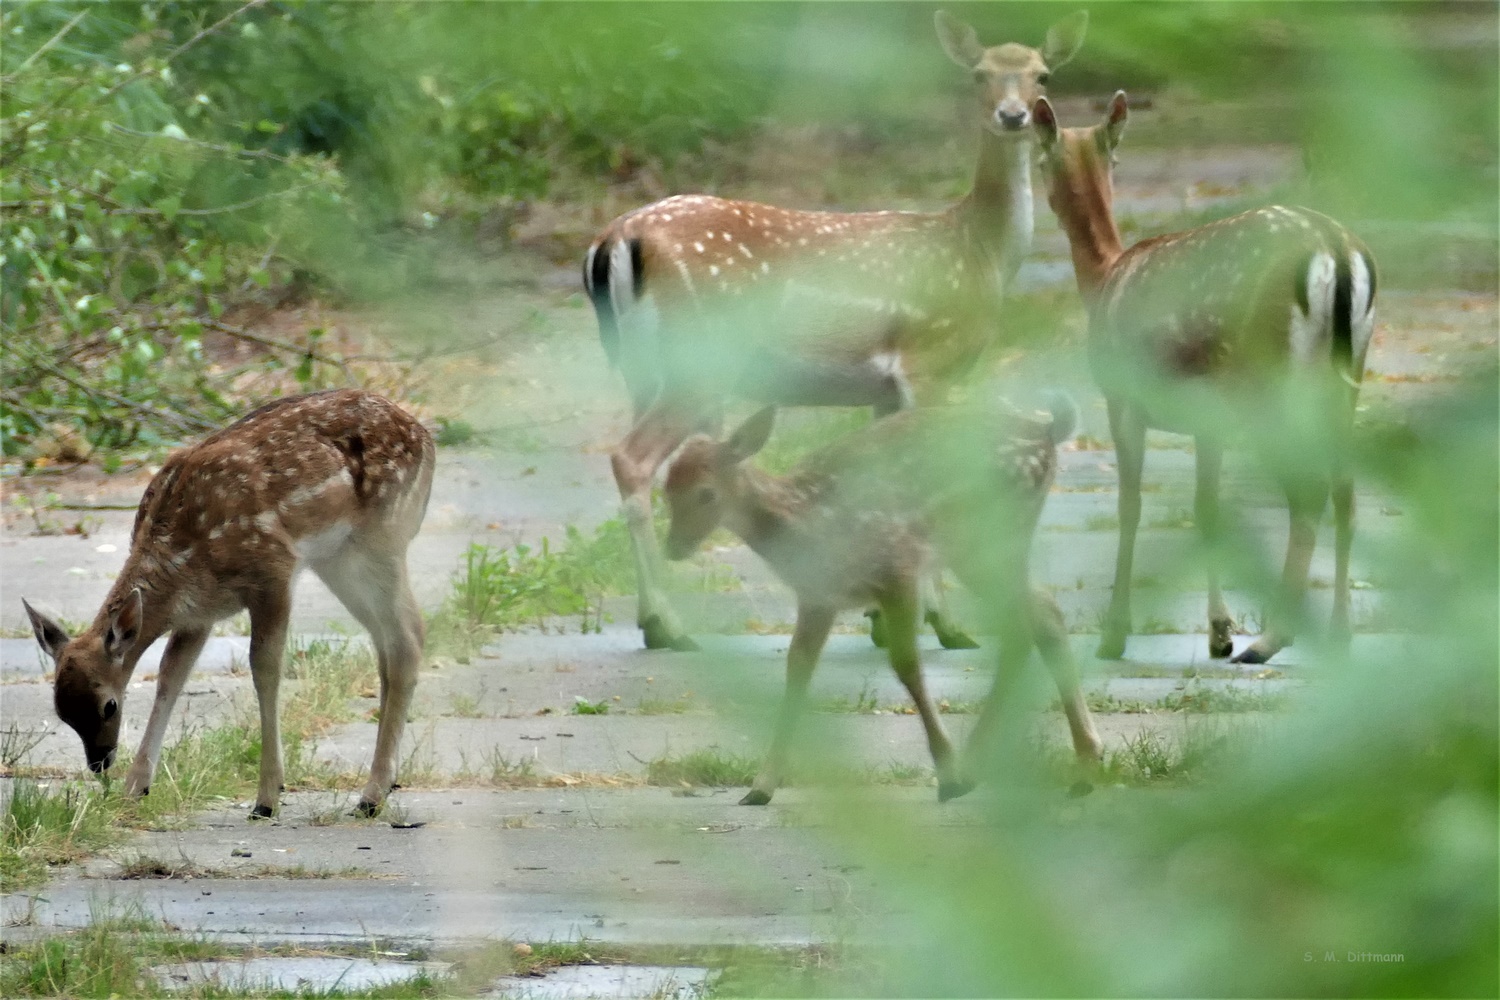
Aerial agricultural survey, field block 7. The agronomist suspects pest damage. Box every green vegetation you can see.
[426,522,636,651]
[645,748,761,789]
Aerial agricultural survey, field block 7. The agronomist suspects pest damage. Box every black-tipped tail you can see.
[583,240,620,367]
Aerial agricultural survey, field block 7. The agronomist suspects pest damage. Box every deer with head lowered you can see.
[662,400,1103,805]
[584,9,1088,652]
[1032,93,1377,663]
[22,389,435,818]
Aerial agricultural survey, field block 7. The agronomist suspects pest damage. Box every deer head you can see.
[23,589,145,774]
[936,9,1087,135]
[663,408,777,561]
[1032,89,1129,207]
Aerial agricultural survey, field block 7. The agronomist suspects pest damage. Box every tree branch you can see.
[5,9,88,80]
[100,0,269,102]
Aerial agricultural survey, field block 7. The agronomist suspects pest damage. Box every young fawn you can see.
[662,402,1103,805]
[1033,93,1376,664]
[23,390,435,817]
[586,10,1088,652]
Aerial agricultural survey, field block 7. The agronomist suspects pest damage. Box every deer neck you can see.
[726,467,818,574]
[958,131,1035,276]
[94,552,190,677]
[1052,168,1125,305]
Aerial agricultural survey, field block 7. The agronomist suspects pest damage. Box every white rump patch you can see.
[1288,251,1337,363]
[1349,251,1376,371]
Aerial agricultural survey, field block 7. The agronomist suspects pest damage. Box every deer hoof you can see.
[1230,645,1274,665]
[249,803,275,820]
[641,615,697,652]
[352,798,382,818]
[937,779,976,802]
[1209,618,1234,658]
[865,609,888,649]
[739,788,772,806]
[926,610,979,649]
[1095,633,1127,660]
[934,625,980,650]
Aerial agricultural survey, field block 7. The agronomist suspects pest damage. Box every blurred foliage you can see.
[3,1,1494,457]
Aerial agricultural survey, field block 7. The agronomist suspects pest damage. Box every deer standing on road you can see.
[1032,93,1376,663]
[584,10,1088,651]
[23,390,435,817]
[661,400,1103,805]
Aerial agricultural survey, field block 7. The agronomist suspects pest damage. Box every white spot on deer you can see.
[709,265,720,277]
[283,469,353,509]
[798,237,808,246]
[738,244,753,259]
[760,262,770,274]
[673,261,697,294]
[662,213,673,222]
[721,232,733,242]
[694,242,705,253]
[253,510,278,534]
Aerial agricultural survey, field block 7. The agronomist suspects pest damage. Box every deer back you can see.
[122,390,434,624]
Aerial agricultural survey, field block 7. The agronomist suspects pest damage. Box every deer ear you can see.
[1103,90,1128,149]
[1043,10,1088,69]
[935,10,985,70]
[104,588,143,659]
[726,407,776,464]
[1032,97,1060,148]
[23,600,70,662]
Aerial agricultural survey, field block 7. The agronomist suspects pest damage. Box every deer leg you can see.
[123,628,210,799]
[1030,590,1103,763]
[1195,436,1234,658]
[612,397,712,651]
[315,548,424,816]
[742,603,835,806]
[1099,400,1146,659]
[1330,473,1355,649]
[956,587,1033,791]
[881,586,965,800]
[245,592,292,818]
[1234,481,1327,664]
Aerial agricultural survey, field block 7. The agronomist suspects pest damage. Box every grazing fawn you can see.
[662,401,1103,805]
[23,390,435,817]
[1033,93,1376,663]
[584,10,1088,651]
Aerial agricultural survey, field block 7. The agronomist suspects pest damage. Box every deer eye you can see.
[972,69,987,84]
[1037,72,1051,85]
[696,486,718,506]
[102,698,117,720]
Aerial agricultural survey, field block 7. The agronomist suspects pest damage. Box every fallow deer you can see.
[584,10,1088,651]
[1032,93,1376,663]
[23,389,435,817]
[662,400,1103,805]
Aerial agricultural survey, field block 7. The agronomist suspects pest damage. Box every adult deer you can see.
[661,400,1103,805]
[1032,93,1376,663]
[584,10,1088,651]
[23,390,435,817]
